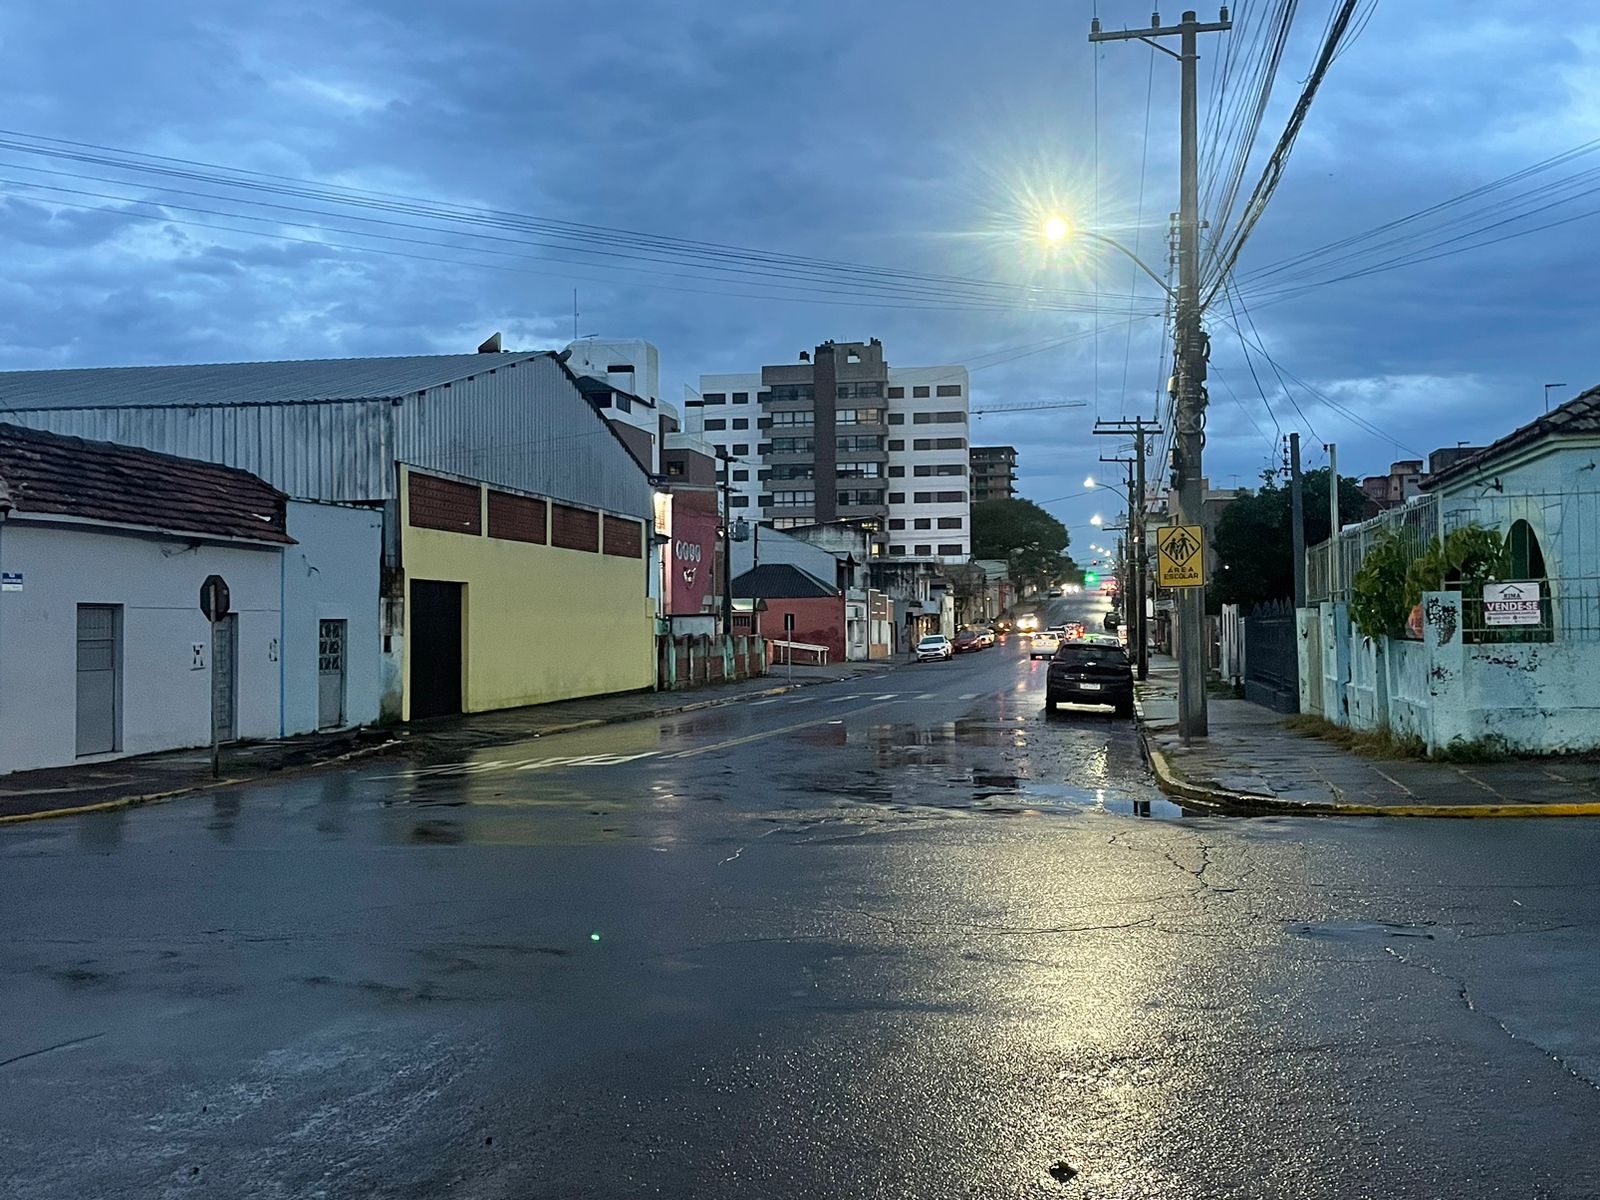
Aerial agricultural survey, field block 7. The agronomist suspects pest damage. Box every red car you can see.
[952,629,984,653]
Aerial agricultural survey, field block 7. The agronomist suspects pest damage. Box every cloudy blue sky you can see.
[0,1,1595,539]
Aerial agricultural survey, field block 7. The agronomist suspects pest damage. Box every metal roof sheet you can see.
[0,352,548,411]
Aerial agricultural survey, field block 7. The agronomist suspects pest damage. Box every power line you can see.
[1201,0,1366,307]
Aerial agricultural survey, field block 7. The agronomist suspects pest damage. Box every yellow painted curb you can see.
[0,784,219,825]
[1142,738,1600,819]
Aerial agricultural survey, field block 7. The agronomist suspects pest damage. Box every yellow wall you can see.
[400,466,656,719]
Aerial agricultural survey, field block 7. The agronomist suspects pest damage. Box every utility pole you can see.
[719,449,734,640]
[1289,432,1306,608]
[1325,442,1340,597]
[1094,417,1161,680]
[1093,7,1230,738]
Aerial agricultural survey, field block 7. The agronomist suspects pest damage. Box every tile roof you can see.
[1424,385,1600,489]
[732,563,838,599]
[0,423,292,543]
[0,352,549,411]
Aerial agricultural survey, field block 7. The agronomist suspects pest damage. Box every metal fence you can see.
[1442,489,1600,642]
[1307,495,1441,604]
[1306,488,1600,642]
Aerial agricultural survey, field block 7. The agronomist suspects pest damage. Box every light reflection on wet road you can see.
[4,599,1600,1198]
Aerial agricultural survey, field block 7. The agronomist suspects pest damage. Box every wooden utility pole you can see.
[1092,7,1231,735]
[1094,417,1161,680]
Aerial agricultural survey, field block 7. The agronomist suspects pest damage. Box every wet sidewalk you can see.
[0,661,895,823]
[1135,655,1600,815]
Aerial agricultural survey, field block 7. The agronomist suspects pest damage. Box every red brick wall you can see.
[487,491,546,543]
[759,595,846,661]
[409,472,481,534]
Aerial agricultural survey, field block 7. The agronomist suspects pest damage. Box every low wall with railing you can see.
[1301,591,1600,754]
[657,634,767,691]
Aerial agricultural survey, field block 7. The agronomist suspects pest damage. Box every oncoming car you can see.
[1015,613,1040,634]
[915,634,953,662]
[1028,630,1060,659]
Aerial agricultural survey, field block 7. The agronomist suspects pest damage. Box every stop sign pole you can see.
[200,575,230,778]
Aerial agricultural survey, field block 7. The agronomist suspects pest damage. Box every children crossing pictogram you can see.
[1156,524,1206,587]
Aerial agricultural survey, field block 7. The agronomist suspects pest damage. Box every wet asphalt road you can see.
[5,597,1600,1199]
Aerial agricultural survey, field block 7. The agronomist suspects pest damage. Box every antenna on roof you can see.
[477,332,502,354]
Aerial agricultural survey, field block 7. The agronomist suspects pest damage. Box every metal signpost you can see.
[784,612,796,682]
[200,574,230,778]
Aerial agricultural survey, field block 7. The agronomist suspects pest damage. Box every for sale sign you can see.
[1482,580,1542,626]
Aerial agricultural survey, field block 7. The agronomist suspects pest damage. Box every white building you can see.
[687,340,971,565]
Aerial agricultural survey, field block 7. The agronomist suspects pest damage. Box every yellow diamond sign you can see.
[1156,524,1206,588]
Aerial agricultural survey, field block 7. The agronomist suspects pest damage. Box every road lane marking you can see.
[788,697,816,705]
[959,692,981,700]
[665,700,896,759]
[915,692,936,700]
[829,694,861,703]
[874,693,900,700]
[750,697,785,706]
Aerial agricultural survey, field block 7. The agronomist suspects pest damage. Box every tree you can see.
[971,498,1075,595]
[1209,469,1367,610]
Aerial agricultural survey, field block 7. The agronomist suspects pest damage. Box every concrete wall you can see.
[398,467,655,720]
[282,501,384,735]
[0,520,281,773]
[1306,592,1600,754]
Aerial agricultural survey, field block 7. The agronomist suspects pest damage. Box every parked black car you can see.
[1046,639,1134,717]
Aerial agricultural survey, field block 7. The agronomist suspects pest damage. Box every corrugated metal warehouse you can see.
[0,350,658,720]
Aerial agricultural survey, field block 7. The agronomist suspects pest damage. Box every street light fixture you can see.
[1042,215,1173,296]
[1083,475,1097,489]
[1090,514,1103,526]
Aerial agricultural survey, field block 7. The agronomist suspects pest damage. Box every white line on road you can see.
[750,697,785,706]
[915,692,936,700]
[787,697,816,705]
[959,692,981,700]
[874,694,900,700]
[829,695,861,703]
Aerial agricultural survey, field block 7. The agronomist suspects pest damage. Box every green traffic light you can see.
[1084,572,1099,585]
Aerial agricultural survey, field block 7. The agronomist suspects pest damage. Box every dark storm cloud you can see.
[0,0,1595,520]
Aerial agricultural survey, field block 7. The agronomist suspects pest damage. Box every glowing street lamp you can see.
[1090,514,1103,526]
[1083,475,1097,489]
[1041,215,1173,296]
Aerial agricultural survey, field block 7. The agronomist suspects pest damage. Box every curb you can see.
[0,737,403,827]
[0,670,882,827]
[1133,695,1600,819]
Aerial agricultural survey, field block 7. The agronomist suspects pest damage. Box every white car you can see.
[915,634,953,662]
[1029,632,1060,659]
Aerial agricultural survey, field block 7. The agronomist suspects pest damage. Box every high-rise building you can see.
[688,339,971,564]
[970,445,1018,502]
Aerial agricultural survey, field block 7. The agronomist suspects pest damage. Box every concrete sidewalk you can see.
[1135,655,1600,816]
[0,660,894,824]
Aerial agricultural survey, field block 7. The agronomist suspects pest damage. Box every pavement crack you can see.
[1383,945,1600,1093]
[0,1032,106,1070]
